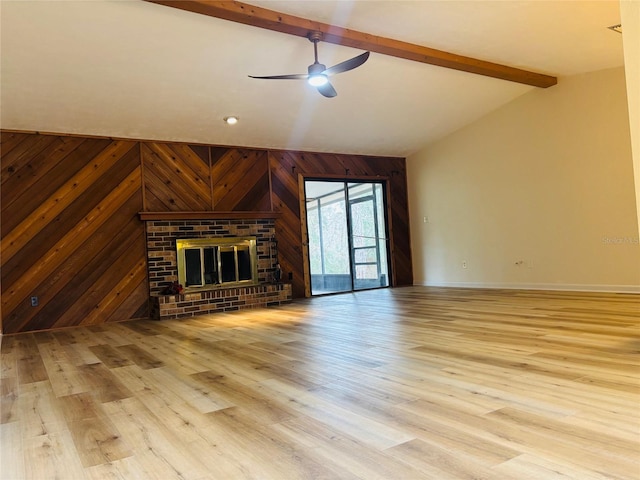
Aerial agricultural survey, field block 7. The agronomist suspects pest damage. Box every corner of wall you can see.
[620,0,640,237]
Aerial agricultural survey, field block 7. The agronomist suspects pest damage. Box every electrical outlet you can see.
[30,296,39,307]
[462,261,467,269]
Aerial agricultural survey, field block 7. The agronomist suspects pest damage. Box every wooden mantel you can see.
[138,211,282,221]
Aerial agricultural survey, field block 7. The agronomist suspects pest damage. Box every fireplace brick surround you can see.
[143,216,291,320]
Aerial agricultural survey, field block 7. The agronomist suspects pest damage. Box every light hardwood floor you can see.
[1,286,639,479]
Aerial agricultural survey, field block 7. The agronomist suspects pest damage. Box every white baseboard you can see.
[414,281,640,294]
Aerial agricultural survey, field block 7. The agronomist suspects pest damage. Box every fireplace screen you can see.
[176,237,258,290]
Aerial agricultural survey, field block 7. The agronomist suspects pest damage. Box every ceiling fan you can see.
[249,31,370,98]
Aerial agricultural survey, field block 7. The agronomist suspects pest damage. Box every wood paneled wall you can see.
[1,131,412,333]
[1,132,148,334]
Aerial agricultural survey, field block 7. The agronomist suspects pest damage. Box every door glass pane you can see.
[305,181,351,295]
[184,248,203,287]
[220,247,236,283]
[350,200,376,248]
[237,246,252,281]
[320,198,350,274]
[306,201,322,274]
[354,247,377,263]
[348,182,372,202]
[349,182,389,291]
[203,247,218,285]
[375,184,389,285]
[355,264,378,280]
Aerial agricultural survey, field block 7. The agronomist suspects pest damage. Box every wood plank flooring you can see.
[1,286,639,479]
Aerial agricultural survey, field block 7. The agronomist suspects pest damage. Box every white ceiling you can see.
[0,0,625,157]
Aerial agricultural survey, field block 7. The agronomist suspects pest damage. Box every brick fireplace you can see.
[141,213,291,319]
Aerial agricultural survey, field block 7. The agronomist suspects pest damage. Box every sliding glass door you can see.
[305,180,389,296]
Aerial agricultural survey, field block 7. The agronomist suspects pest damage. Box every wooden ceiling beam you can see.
[144,0,557,88]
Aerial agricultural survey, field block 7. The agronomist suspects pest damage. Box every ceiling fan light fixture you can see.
[223,116,239,125]
[308,74,328,87]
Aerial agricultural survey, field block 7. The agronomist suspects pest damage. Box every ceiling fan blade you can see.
[317,81,337,98]
[248,74,309,80]
[323,51,370,76]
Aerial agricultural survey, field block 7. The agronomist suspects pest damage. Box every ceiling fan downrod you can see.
[308,31,323,65]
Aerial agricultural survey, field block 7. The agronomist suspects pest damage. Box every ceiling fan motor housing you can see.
[308,63,326,74]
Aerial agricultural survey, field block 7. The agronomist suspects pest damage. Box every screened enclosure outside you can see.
[305,180,389,295]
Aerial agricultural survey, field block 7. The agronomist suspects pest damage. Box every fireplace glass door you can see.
[177,237,257,291]
[304,180,390,296]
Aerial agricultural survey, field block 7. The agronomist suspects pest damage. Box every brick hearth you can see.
[149,284,292,319]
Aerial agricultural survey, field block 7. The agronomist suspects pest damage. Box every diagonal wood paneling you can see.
[269,151,305,298]
[142,142,212,211]
[1,131,411,333]
[211,148,271,211]
[1,135,111,236]
[289,150,345,176]
[0,131,32,158]
[2,140,136,266]
[1,135,148,334]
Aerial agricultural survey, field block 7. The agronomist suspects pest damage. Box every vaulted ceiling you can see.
[0,1,625,157]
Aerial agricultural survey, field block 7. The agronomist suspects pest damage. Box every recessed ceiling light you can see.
[224,116,239,125]
[607,24,622,34]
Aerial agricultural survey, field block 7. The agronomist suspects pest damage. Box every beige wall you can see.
[620,0,640,236]
[407,67,640,292]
